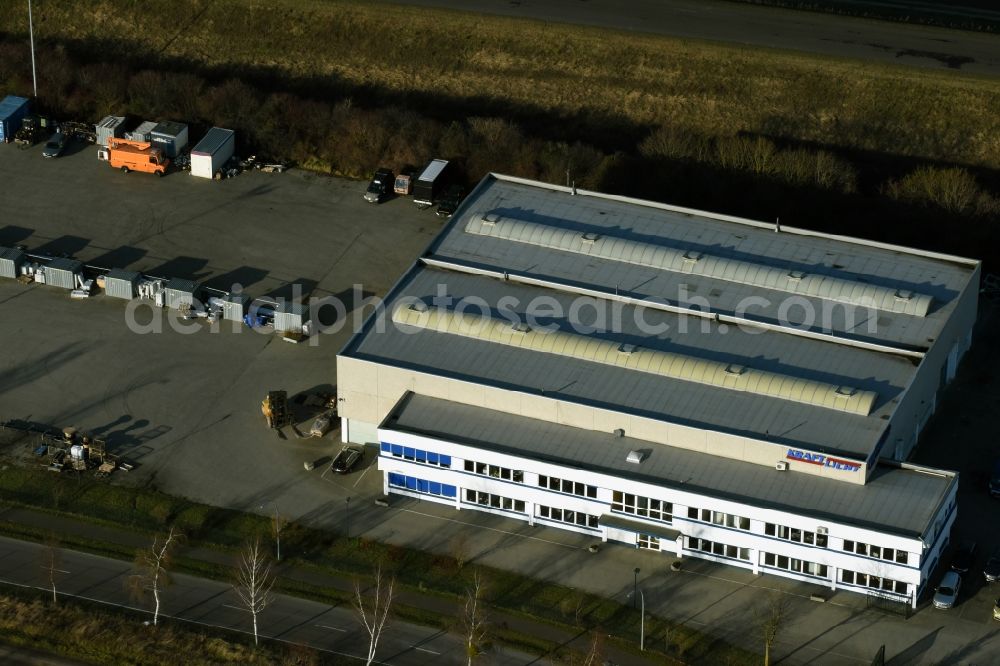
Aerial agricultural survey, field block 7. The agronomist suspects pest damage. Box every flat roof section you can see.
[428,175,977,350]
[383,393,955,538]
[346,265,912,458]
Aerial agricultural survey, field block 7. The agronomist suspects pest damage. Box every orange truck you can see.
[104,137,170,176]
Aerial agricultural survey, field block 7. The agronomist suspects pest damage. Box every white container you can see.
[190,127,235,179]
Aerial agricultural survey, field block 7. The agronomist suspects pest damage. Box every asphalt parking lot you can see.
[2,140,999,664]
[0,140,440,515]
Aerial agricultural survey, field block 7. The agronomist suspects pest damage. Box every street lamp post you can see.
[633,567,639,609]
[27,0,37,97]
[639,589,645,651]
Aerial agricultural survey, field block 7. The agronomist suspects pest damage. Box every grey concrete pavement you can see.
[383,0,1000,76]
[0,534,532,665]
[3,142,1000,665]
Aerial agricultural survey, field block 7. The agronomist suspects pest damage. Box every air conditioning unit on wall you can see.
[775,461,788,471]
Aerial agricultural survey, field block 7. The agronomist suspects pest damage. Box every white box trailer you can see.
[190,128,235,179]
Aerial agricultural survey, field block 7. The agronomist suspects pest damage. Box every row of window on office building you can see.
[384,445,910,565]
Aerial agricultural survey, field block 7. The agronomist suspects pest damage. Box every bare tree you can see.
[234,537,275,646]
[353,564,396,666]
[460,569,489,665]
[40,534,63,604]
[270,509,287,562]
[450,533,470,570]
[753,590,790,666]
[127,526,182,626]
[581,630,605,666]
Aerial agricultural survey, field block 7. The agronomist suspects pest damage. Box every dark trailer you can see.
[412,159,451,208]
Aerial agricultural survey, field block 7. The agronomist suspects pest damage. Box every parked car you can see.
[952,541,978,575]
[364,168,393,203]
[331,446,363,474]
[42,131,67,158]
[984,553,1000,583]
[933,571,962,609]
[994,597,1000,621]
[435,184,465,217]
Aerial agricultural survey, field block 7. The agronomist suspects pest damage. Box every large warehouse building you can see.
[337,174,979,607]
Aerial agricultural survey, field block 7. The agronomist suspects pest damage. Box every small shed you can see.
[45,258,83,290]
[150,121,189,158]
[127,120,158,143]
[164,278,200,310]
[104,268,141,300]
[0,95,29,143]
[221,293,251,322]
[190,128,235,179]
[95,116,126,147]
[274,302,309,334]
[0,246,25,279]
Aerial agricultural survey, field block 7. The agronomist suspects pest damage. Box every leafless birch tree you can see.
[754,589,790,666]
[127,526,181,626]
[234,536,275,646]
[353,564,395,666]
[461,569,489,665]
[40,534,63,604]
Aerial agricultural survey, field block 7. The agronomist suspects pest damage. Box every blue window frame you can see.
[380,442,451,469]
[386,473,456,499]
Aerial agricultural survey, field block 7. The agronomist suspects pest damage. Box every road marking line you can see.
[315,624,347,632]
[353,465,372,487]
[222,604,248,612]
[413,647,440,654]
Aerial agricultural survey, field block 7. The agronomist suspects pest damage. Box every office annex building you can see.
[337,174,979,607]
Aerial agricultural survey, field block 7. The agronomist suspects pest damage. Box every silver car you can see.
[42,132,67,158]
[933,570,962,609]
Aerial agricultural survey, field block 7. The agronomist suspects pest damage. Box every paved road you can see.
[0,535,531,665]
[384,0,1000,76]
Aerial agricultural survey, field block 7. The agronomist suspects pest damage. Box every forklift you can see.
[261,391,291,432]
[14,114,51,147]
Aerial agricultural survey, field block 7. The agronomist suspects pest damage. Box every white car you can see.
[933,571,962,609]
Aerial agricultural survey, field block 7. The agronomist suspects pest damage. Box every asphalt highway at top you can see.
[385,0,1000,76]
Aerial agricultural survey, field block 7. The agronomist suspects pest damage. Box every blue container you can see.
[0,95,30,143]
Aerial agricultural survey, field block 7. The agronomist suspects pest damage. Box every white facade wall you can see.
[375,428,952,607]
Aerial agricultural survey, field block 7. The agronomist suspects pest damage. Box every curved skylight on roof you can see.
[393,304,877,416]
[466,215,932,317]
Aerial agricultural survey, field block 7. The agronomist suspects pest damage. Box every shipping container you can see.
[274,302,308,333]
[44,258,83,290]
[413,159,451,207]
[221,293,251,322]
[104,268,140,300]
[95,116,126,147]
[126,120,158,143]
[150,121,189,158]
[190,128,235,179]
[165,278,201,310]
[0,95,30,143]
[0,247,25,279]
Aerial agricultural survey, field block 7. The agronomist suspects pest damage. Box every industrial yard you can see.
[0,139,440,513]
